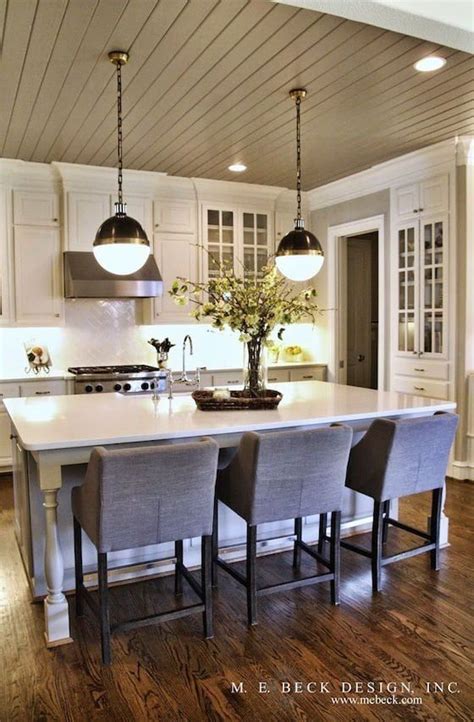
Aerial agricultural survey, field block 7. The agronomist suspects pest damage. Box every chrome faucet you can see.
[181,335,193,382]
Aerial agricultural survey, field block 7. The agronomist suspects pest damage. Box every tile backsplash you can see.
[0,299,325,373]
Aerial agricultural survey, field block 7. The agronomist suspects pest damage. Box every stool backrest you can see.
[83,439,219,552]
[348,412,458,500]
[231,425,353,525]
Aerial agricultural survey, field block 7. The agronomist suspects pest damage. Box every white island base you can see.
[5,381,455,647]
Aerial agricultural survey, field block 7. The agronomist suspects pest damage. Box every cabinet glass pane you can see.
[243,213,254,229]
[399,230,405,266]
[222,211,233,227]
[434,313,443,353]
[222,229,233,244]
[398,313,405,351]
[407,313,415,352]
[434,222,443,248]
[242,211,270,280]
[399,272,405,309]
[206,209,235,276]
[244,250,254,272]
[257,250,267,274]
[257,214,267,230]
[407,227,415,252]
[420,219,444,355]
[424,313,433,353]
[208,228,219,242]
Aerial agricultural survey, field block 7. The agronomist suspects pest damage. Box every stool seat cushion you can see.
[217,425,353,525]
[72,439,219,553]
[345,412,458,501]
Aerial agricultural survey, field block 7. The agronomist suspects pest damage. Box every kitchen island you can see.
[5,381,455,648]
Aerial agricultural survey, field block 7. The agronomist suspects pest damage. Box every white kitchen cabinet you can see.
[289,366,327,382]
[13,190,59,227]
[201,204,274,282]
[150,233,198,323]
[0,187,11,324]
[20,380,67,397]
[154,199,196,234]
[13,226,64,325]
[126,195,153,238]
[66,191,111,252]
[394,175,448,219]
[0,411,13,468]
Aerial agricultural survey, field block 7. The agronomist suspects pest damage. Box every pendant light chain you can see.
[296,94,302,221]
[116,60,124,206]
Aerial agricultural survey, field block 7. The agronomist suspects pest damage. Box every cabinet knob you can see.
[9,434,17,440]
[419,208,424,212]
[413,209,418,213]
[414,368,425,372]
[53,218,58,222]
[414,386,425,391]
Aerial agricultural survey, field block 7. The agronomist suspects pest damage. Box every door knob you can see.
[357,354,365,362]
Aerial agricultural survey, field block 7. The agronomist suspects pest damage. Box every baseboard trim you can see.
[449,461,474,481]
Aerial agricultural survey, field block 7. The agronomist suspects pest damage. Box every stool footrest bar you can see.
[111,603,205,634]
[381,543,435,565]
[257,572,334,596]
[340,540,372,558]
[385,518,431,540]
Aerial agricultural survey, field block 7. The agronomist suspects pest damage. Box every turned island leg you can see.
[42,488,71,646]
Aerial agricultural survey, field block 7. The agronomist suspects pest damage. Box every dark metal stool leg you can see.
[430,487,443,571]
[382,500,390,544]
[73,516,84,617]
[318,513,327,553]
[212,496,218,588]
[293,517,302,569]
[98,552,111,665]
[246,525,257,626]
[330,511,341,605]
[202,535,213,639]
[174,540,183,595]
[371,502,384,593]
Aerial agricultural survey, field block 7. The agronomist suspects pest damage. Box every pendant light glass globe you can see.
[93,51,151,275]
[276,89,324,282]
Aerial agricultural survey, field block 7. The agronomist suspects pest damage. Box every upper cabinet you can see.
[66,191,110,252]
[202,204,274,282]
[154,199,196,234]
[13,190,60,227]
[394,175,448,219]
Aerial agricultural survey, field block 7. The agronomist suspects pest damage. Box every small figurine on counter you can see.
[24,343,52,374]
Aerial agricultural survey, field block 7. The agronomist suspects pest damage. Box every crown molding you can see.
[0,158,61,189]
[307,139,456,211]
[455,136,474,166]
[192,177,289,206]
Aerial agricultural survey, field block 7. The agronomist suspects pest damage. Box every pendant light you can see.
[276,89,324,282]
[93,51,150,275]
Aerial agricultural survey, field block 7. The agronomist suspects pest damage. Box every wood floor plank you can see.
[0,476,472,721]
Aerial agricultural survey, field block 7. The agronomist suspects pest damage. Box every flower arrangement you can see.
[170,251,319,396]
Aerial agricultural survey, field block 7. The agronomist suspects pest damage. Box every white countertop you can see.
[0,369,73,383]
[4,381,455,452]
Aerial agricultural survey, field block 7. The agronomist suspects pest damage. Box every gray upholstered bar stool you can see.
[338,412,458,593]
[213,425,353,625]
[72,439,219,664]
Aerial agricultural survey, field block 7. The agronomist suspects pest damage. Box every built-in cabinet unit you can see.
[391,174,451,400]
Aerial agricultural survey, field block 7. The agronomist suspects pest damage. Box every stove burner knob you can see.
[95,384,103,393]
[141,382,149,390]
[123,383,131,392]
[150,382,155,389]
[85,385,93,393]
[114,383,122,392]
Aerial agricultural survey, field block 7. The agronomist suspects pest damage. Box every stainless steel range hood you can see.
[64,251,163,298]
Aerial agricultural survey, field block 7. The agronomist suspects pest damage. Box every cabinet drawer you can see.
[393,375,449,400]
[212,371,242,387]
[0,382,21,400]
[290,367,326,382]
[392,358,449,380]
[267,369,290,383]
[20,380,66,397]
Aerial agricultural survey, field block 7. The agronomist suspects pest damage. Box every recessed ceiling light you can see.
[414,56,447,72]
[228,163,247,172]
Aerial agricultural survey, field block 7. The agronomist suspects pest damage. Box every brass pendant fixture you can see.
[275,89,324,282]
[93,51,151,276]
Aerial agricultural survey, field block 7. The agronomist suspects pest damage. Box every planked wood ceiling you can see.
[0,0,472,189]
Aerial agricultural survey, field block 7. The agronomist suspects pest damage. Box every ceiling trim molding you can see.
[191,177,289,205]
[307,139,456,210]
[455,136,474,166]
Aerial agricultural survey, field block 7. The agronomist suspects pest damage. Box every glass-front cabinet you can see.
[396,214,447,358]
[202,205,273,281]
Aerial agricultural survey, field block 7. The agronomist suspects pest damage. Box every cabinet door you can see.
[14,226,63,325]
[67,191,111,252]
[153,234,197,322]
[13,190,59,226]
[396,222,419,355]
[241,211,272,279]
[420,176,448,215]
[126,196,153,238]
[202,206,237,278]
[419,215,447,357]
[0,411,12,468]
[154,200,196,234]
[0,187,11,323]
[394,183,420,219]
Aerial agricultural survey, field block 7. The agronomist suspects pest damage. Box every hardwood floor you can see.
[0,475,472,721]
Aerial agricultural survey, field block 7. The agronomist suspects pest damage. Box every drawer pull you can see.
[0,393,3,397]
[414,368,425,372]
[414,386,425,391]
[302,375,314,379]
[35,390,51,396]
[227,380,239,384]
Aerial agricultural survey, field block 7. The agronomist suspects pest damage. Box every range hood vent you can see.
[64,251,163,299]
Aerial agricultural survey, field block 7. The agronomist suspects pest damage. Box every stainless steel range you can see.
[68,364,160,394]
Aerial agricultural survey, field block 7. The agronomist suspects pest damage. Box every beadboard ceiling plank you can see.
[150,14,371,176]
[58,0,187,164]
[185,29,419,178]
[117,3,325,170]
[0,0,8,50]
[73,0,221,166]
[17,0,101,160]
[193,48,472,184]
[0,0,38,148]
[31,0,136,162]
[44,0,160,163]
[94,0,273,168]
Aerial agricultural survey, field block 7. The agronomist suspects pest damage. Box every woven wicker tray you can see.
[192,389,283,411]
